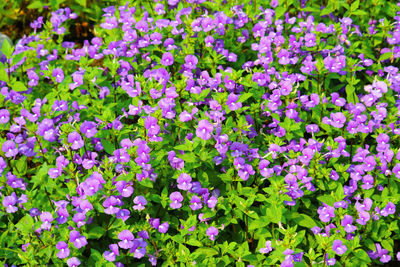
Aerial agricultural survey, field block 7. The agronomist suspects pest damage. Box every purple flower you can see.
[330,112,346,128]
[72,212,86,228]
[104,244,119,262]
[380,202,396,217]
[0,109,10,124]
[189,195,203,210]
[332,240,347,255]
[144,117,160,136]
[305,124,319,134]
[40,212,53,230]
[133,195,147,211]
[52,68,64,83]
[393,163,400,179]
[115,181,134,198]
[161,52,174,66]
[168,151,184,170]
[177,173,192,190]
[116,209,130,222]
[259,240,273,254]
[238,164,255,181]
[341,215,357,233]
[184,55,198,69]
[80,121,97,138]
[2,193,18,213]
[67,257,81,267]
[158,222,169,233]
[68,132,84,150]
[103,196,121,215]
[226,93,242,111]
[118,230,134,249]
[37,118,57,142]
[169,191,183,209]
[56,241,70,259]
[2,140,18,158]
[69,230,88,249]
[317,204,335,222]
[196,119,213,140]
[206,226,219,241]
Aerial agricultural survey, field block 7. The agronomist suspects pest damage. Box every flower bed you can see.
[1,0,400,266]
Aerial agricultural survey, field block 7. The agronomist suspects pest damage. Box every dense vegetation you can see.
[1,0,400,266]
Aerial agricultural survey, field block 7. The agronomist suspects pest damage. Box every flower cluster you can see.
[1,0,400,266]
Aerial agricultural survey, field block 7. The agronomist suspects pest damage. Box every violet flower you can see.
[206,226,219,241]
[118,230,134,249]
[332,240,347,255]
[169,191,183,209]
[56,241,70,259]
[133,195,147,211]
[196,119,213,140]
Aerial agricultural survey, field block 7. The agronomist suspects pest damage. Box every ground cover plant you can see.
[1,0,400,266]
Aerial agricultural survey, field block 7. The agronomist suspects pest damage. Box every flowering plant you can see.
[1,0,400,266]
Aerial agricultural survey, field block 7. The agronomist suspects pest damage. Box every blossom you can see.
[226,93,242,111]
[206,226,219,241]
[189,195,203,210]
[332,240,347,255]
[196,119,213,140]
[52,68,64,83]
[2,140,18,158]
[118,230,134,249]
[184,55,198,69]
[0,109,10,124]
[68,132,84,150]
[317,204,335,222]
[259,240,273,254]
[330,112,346,128]
[40,212,53,230]
[169,192,183,209]
[158,222,169,233]
[104,244,119,262]
[69,230,88,249]
[67,257,81,267]
[56,241,70,259]
[177,173,192,190]
[80,121,97,138]
[2,193,18,213]
[133,195,148,211]
[161,52,174,66]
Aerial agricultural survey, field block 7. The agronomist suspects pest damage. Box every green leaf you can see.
[88,226,104,239]
[172,235,184,244]
[275,6,286,18]
[317,194,335,207]
[0,68,8,82]
[186,238,202,247]
[27,1,45,10]
[378,52,393,62]
[1,39,13,58]
[14,156,27,175]
[292,213,318,229]
[140,178,154,188]
[238,92,252,103]
[249,216,270,231]
[192,247,218,259]
[101,139,115,155]
[89,249,103,263]
[12,81,27,92]
[178,153,197,163]
[354,249,371,263]
[346,84,357,103]
[15,215,34,233]
[351,0,360,11]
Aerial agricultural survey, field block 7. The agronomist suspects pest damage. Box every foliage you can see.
[0,0,400,266]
